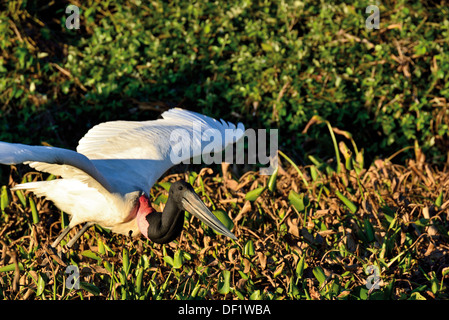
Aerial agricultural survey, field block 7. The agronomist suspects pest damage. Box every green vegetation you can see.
[1,1,449,161]
[1,1,449,300]
[1,151,448,300]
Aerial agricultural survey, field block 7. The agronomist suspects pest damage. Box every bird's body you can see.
[14,180,142,236]
[0,108,244,246]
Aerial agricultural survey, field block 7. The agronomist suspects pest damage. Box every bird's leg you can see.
[66,222,96,248]
[51,225,75,248]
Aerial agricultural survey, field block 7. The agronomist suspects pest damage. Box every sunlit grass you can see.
[1,140,448,300]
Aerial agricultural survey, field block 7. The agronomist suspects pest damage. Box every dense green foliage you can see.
[1,1,449,164]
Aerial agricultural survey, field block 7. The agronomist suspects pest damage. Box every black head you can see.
[145,180,236,244]
[168,180,195,203]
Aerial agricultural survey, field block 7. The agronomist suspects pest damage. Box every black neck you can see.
[145,199,185,244]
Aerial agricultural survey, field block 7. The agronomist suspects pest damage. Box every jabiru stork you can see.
[0,109,244,248]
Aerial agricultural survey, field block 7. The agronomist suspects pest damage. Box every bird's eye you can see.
[178,185,183,191]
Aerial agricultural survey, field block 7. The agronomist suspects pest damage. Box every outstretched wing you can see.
[0,141,114,193]
[77,108,245,195]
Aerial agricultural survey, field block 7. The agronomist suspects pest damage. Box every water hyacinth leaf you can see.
[249,290,262,300]
[36,273,46,296]
[190,281,201,298]
[244,239,255,256]
[435,191,443,207]
[410,292,426,300]
[122,248,130,275]
[135,267,144,295]
[212,209,234,232]
[335,190,357,213]
[29,197,39,224]
[339,141,352,170]
[97,238,106,255]
[245,186,266,202]
[313,266,326,285]
[183,251,192,261]
[153,193,168,205]
[1,186,9,213]
[80,282,101,296]
[157,182,171,192]
[103,261,114,275]
[364,218,375,243]
[289,190,307,212]
[218,269,231,295]
[289,279,300,298]
[15,189,27,207]
[173,250,184,269]
[163,255,174,267]
[273,262,285,278]
[0,263,24,272]
[296,254,306,279]
[188,172,197,186]
[309,165,319,181]
[81,250,101,262]
[267,166,278,192]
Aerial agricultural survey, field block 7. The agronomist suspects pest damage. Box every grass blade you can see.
[435,191,443,207]
[15,189,27,207]
[29,197,39,224]
[267,166,278,192]
[278,150,309,187]
[245,186,266,201]
[335,190,357,213]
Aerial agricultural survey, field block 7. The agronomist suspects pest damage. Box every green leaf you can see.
[81,250,102,262]
[244,240,255,256]
[173,250,184,269]
[335,190,357,213]
[267,166,278,192]
[288,190,307,212]
[0,263,24,272]
[218,270,231,295]
[153,193,168,205]
[15,189,27,207]
[1,186,9,213]
[212,209,234,232]
[409,292,426,300]
[36,273,46,296]
[309,165,319,181]
[313,266,326,285]
[29,197,39,224]
[80,282,101,296]
[122,248,130,275]
[245,186,266,201]
[135,267,144,295]
[289,279,300,298]
[249,290,262,300]
[157,182,171,191]
[296,254,306,279]
[435,191,443,207]
[364,218,375,243]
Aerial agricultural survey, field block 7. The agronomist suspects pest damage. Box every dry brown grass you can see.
[1,152,449,300]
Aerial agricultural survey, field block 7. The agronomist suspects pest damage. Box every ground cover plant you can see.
[1,1,449,300]
[1,147,448,300]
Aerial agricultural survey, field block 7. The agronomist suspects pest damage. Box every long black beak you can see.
[181,190,237,240]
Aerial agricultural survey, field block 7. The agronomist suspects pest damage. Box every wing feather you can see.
[77,108,245,194]
[0,109,244,197]
[0,142,114,192]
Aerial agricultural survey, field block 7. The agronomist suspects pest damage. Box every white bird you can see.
[0,108,244,248]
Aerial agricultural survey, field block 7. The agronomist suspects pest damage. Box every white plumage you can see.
[0,108,244,244]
